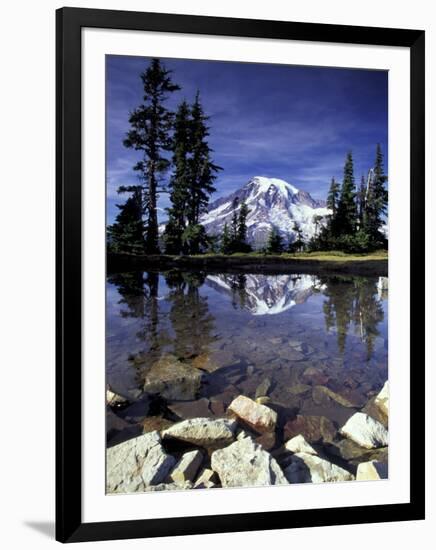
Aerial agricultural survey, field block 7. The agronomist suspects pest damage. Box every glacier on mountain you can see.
[200,176,331,248]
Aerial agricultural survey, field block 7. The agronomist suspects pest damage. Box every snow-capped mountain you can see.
[205,273,323,315]
[200,176,330,248]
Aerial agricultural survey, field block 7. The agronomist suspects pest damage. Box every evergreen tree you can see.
[237,201,249,246]
[164,100,191,254]
[292,221,305,252]
[266,227,284,254]
[365,144,388,246]
[336,151,358,235]
[107,185,144,254]
[357,174,367,229]
[186,91,221,229]
[326,177,340,214]
[123,59,180,254]
[221,223,232,254]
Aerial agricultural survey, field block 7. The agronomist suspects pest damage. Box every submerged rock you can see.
[340,412,388,449]
[356,460,388,481]
[255,377,272,399]
[106,431,176,493]
[211,437,288,488]
[228,395,277,434]
[170,450,204,484]
[162,417,236,448]
[312,385,359,408]
[167,398,213,420]
[143,354,203,401]
[285,434,317,455]
[287,384,312,396]
[283,414,337,444]
[285,452,354,484]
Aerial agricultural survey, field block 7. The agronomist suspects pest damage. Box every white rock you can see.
[285,434,317,455]
[106,431,176,493]
[194,468,217,489]
[145,481,193,491]
[162,417,236,448]
[356,460,388,481]
[340,412,388,449]
[211,437,288,487]
[374,381,389,418]
[228,395,277,434]
[106,386,129,406]
[285,452,354,484]
[170,450,203,485]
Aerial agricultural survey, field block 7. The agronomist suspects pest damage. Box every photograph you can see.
[105,55,389,494]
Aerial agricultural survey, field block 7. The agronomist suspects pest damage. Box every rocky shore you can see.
[106,378,389,493]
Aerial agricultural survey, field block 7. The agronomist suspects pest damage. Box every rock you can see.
[191,354,220,373]
[302,367,330,385]
[246,365,255,377]
[356,460,388,480]
[284,452,354,483]
[331,439,388,464]
[340,412,388,449]
[162,417,236,448]
[211,437,288,487]
[255,431,276,451]
[312,385,358,408]
[167,398,213,419]
[106,386,129,406]
[287,384,311,396]
[255,396,271,405]
[143,354,203,401]
[121,397,150,423]
[283,415,337,444]
[255,377,272,399]
[106,431,176,493]
[374,381,389,418]
[145,481,193,491]
[285,434,317,455]
[361,397,388,428]
[209,399,226,417]
[170,450,204,484]
[277,348,305,361]
[228,395,277,434]
[107,408,130,433]
[141,416,174,434]
[194,468,218,489]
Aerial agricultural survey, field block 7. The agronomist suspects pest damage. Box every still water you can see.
[106,270,388,447]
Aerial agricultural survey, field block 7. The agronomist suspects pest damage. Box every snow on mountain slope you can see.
[200,176,330,248]
[205,273,321,315]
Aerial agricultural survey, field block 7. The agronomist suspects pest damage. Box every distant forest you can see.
[107,58,388,256]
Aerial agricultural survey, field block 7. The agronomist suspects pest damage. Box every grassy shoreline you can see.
[107,250,388,276]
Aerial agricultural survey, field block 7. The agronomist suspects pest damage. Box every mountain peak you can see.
[248,176,299,197]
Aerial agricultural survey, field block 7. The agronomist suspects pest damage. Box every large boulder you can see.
[162,417,237,448]
[106,431,176,493]
[211,437,288,488]
[340,412,388,449]
[374,381,389,418]
[227,395,277,434]
[356,460,388,481]
[142,354,203,401]
[285,452,354,484]
[283,414,337,444]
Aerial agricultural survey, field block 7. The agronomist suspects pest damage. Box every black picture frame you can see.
[56,7,425,543]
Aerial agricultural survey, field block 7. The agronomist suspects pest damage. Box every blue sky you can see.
[106,55,388,224]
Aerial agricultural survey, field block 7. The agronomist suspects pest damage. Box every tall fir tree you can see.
[164,100,191,254]
[107,185,144,255]
[266,227,284,254]
[326,177,340,214]
[123,58,180,254]
[236,201,251,252]
[186,91,221,228]
[366,143,388,245]
[336,151,358,235]
[221,222,232,254]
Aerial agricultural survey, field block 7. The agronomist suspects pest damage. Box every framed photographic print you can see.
[56,7,425,543]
